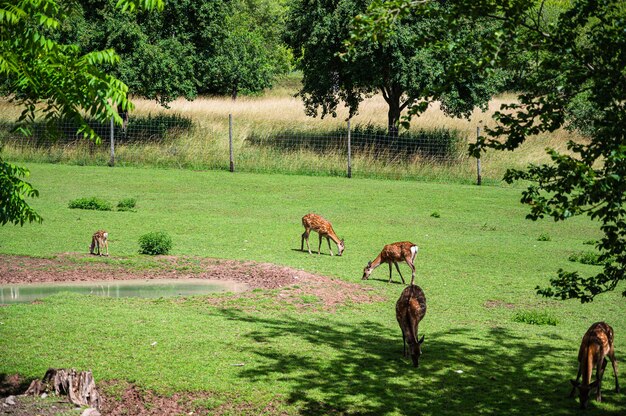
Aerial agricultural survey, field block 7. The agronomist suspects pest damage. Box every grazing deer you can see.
[301,213,344,256]
[570,322,619,409]
[89,230,109,256]
[362,241,418,284]
[396,285,427,367]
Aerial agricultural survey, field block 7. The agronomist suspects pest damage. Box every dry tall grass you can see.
[0,80,585,183]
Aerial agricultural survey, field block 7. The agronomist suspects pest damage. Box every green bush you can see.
[568,251,603,265]
[430,211,441,218]
[117,198,137,212]
[512,310,558,326]
[68,197,112,211]
[537,233,551,241]
[138,231,173,255]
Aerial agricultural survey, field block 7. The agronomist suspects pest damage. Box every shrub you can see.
[138,231,173,255]
[117,198,137,212]
[568,251,603,265]
[513,310,558,326]
[537,233,551,241]
[430,211,440,218]
[68,197,112,211]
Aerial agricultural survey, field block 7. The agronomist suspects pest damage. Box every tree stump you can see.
[25,368,100,408]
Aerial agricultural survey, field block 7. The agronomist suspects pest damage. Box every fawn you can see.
[396,285,427,367]
[301,213,344,256]
[570,322,619,409]
[89,230,109,256]
[362,241,418,284]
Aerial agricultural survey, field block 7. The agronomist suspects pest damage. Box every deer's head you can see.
[409,335,425,367]
[337,239,345,256]
[362,261,373,279]
[571,380,598,409]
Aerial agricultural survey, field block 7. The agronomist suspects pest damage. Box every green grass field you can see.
[0,163,624,415]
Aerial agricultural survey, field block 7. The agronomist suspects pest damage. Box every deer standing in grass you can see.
[362,241,418,284]
[396,285,427,367]
[570,322,619,409]
[89,230,109,256]
[301,213,344,256]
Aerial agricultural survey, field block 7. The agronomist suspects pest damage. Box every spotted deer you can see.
[301,213,344,256]
[570,322,619,409]
[396,285,427,367]
[89,230,109,256]
[362,241,418,284]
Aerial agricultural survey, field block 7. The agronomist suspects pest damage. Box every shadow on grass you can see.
[0,373,31,396]
[216,309,623,415]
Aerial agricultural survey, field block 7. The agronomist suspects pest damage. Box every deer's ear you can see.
[367,261,372,267]
[418,335,425,344]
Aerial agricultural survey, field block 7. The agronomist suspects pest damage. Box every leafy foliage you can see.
[0,158,42,225]
[138,231,172,255]
[349,0,626,302]
[0,0,161,226]
[286,0,504,136]
[62,0,290,105]
[512,310,558,326]
[117,198,136,211]
[68,197,113,211]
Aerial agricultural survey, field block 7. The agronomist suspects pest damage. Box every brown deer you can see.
[89,230,109,256]
[301,213,344,256]
[396,285,427,367]
[570,322,619,409]
[362,241,418,284]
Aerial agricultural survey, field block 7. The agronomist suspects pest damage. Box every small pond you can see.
[0,279,248,305]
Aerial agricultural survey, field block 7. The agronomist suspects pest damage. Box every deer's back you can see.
[302,213,334,235]
[578,322,614,363]
[382,241,416,262]
[396,285,427,323]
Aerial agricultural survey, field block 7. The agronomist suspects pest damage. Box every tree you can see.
[349,0,626,302]
[285,0,503,136]
[63,0,290,106]
[0,0,163,225]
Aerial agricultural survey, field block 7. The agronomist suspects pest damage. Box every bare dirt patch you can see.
[0,254,382,311]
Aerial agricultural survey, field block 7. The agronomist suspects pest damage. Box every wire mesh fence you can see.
[0,114,482,183]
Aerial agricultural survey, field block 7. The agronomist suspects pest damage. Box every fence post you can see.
[347,118,352,178]
[476,126,482,186]
[229,114,234,172]
[108,116,115,167]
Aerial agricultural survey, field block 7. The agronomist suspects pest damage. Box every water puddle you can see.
[0,279,248,304]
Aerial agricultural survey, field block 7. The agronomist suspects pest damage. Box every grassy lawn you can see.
[0,163,624,415]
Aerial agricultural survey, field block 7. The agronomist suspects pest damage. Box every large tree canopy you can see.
[0,0,162,225]
[62,0,290,106]
[350,0,626,302]
[285,0,504,136]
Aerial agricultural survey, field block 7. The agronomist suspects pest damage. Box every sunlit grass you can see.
[0,77,587,182]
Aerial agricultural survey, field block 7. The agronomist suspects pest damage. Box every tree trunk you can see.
[381,85,403,137]
[25,368,100,409]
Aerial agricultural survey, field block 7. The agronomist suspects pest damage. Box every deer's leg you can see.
[301,230,312,254]
[609,351,619,393]
[596,359,606,402]
[405,257,416,285]
[105,240,109,256]
[326,237,334,256]
[394,262,406,284]
[402,331,407,357]
[317,233,323,255]
[388,263,393,283]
